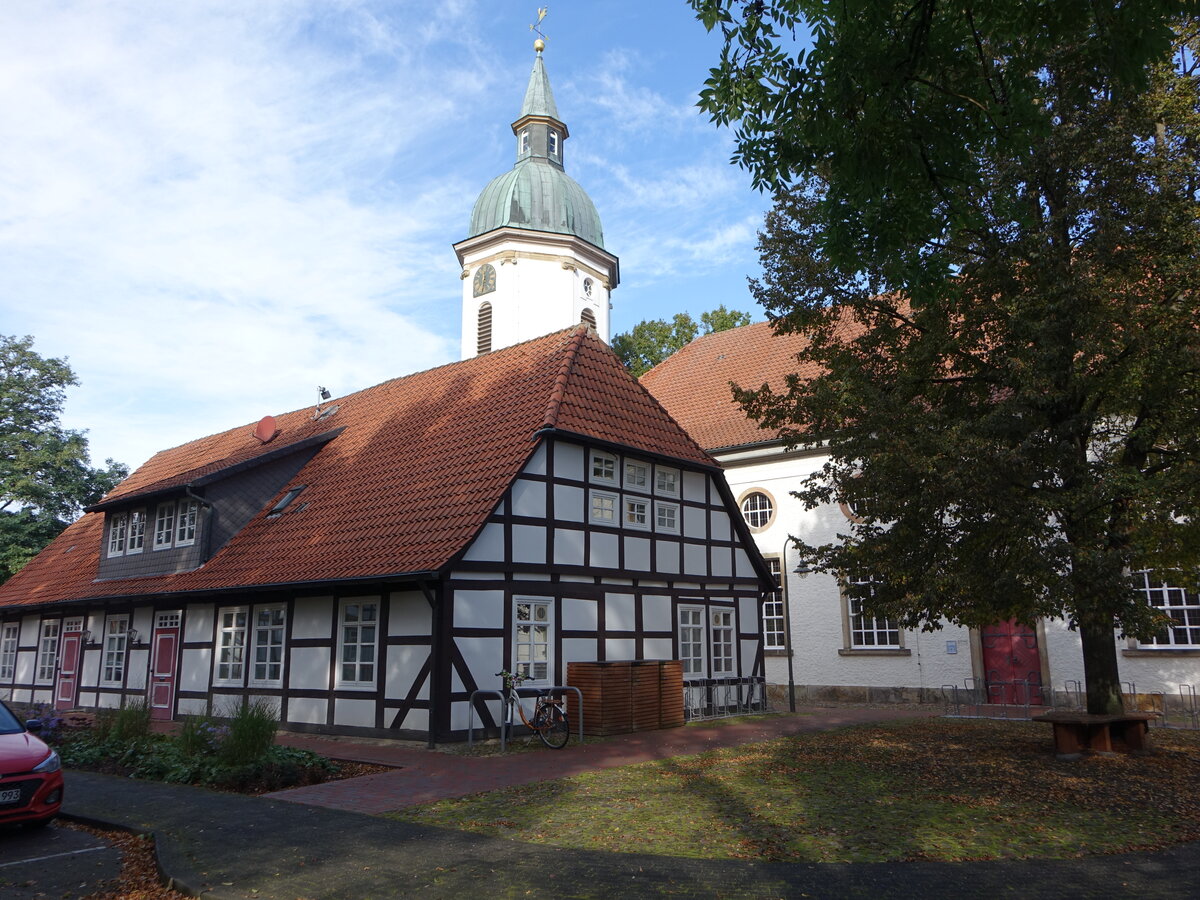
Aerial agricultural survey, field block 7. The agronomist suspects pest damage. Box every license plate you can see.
[0,788,20,805]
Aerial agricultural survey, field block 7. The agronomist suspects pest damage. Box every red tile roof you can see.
[640,321,821,451]
[0,328,714,609]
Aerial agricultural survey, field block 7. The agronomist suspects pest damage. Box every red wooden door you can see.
[981,619,1044,705]
[54,630,82,711]
[150,613,181,721]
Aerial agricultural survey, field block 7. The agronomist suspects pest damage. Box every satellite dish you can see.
[254,415,278,444]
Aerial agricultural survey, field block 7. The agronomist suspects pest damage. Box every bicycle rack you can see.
[467,685,584,752]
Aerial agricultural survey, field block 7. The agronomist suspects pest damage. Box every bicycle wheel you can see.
[534,702,570,749]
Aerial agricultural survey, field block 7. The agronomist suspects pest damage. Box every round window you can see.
[582,277,593,298]
[740,491,774,529]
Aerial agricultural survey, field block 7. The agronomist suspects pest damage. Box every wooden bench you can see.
[1032,710,1156,760]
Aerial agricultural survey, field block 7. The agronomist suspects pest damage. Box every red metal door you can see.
[54,631,82,711]
[150,613,181,721]
[981,619,1044,705]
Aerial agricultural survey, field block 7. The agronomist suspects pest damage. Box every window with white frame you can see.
[655,466,680,497]
[215,608,248,684]
[127,510,146,553]
[589,489,618,525]
[250,606,286,685]
[1136,571,1200,648]
[107,513,128,557]
[338,599,378,687]
[655,501,680,534]
[678,606,706,677]
[710,609,735,675]
[175,499,198,547]
[0,623,17,681]
[623,496,650,530]
[101,617,129,685]
[762,557,786,650]
[844,574,901,648]
[548,129,559,155]
[36,620,60,684]
[740,491,774,530]
[519,129,530,154]
[590,450,617,484]
[624,460,650,492]
[514,598,552,682]
[154,502,176,549]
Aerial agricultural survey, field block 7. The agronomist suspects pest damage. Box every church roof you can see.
[0,327,713,609]
[640,321,823,452]
[466,52,605,249]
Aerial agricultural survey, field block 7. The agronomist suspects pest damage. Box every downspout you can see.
[185,486,214,561]
[783,540,796,713]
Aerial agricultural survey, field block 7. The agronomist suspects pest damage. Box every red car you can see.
[0,701,63,828]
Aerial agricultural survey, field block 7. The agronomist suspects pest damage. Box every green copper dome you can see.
[467,53,605,249]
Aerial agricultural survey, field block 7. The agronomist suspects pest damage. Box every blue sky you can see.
[1,1,775,472]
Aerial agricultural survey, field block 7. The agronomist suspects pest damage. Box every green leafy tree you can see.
[692,2,1200,714]
[614,305,752,376]
[1,335,128,581]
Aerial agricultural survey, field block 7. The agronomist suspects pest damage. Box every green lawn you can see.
[387,718,1200,863]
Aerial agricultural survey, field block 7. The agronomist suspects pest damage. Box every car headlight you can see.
[33,750,60,774]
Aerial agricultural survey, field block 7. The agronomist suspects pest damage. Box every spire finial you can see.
[530,7,548,54]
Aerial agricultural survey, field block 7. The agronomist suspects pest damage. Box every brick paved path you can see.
[265,707,931,812]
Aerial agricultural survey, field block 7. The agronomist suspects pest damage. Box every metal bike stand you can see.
[467,685,584,751]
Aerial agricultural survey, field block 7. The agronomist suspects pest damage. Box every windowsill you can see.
[335,683,376,691]
[1123,648,1200,657]
[838,648,911,657]
[764,649,791,657]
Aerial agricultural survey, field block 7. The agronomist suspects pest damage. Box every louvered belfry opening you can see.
[580,307,596,330]
[477,301,493,354]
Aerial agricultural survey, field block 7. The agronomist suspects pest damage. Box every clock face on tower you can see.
[472,264,497,297]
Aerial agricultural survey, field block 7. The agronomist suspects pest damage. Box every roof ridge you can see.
[541,325,588,430]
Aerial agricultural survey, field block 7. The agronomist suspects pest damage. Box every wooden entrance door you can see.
[149,612,182,721]
[981,619,1044,705]
[54,619,84,711]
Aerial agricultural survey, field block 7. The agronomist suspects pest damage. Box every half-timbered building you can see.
[0,327,772,741]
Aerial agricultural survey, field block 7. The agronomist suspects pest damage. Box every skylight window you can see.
[267,486,306,519]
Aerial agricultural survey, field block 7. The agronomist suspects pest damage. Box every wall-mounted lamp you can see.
[127,628,140,645]
[81,629,93,644]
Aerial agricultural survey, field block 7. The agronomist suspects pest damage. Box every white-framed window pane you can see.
[338,600,379,685]
[251,606,286,684]
[590,451,617,484]
[711,609,734,675]
[762,557,786,650]
[514,599,552,682]
[1137,571,1200,648]
[548,129,558,154]
[36,620,60,683]
[519,129,530,153]
[740,492,773,529]
[624,461,649,491]
[176,499,198,546]
[678,607,705,677]
[624,497,650,530]
[0,623,18,681]
[590,490,617,524]
[216,608,248,683]
[107,513,128,557]
[846,574,900,648]
[154,502,175,549]
[102,617,129,684]
[655,501,680,534]
[127,510,146,553]
[655,467,680,496]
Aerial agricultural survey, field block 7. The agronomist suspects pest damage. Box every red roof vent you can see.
[253,415,278,444]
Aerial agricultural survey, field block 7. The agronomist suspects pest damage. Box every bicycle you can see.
[496,670,570,749]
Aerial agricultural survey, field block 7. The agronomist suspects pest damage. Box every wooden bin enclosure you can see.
[567,660,684,736]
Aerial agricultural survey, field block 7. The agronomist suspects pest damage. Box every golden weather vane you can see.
[530,7,548,51]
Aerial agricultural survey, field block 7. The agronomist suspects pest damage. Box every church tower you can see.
[454,42,619,359]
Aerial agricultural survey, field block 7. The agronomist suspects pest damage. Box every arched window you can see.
[582,277,593,298]
[477,302,493,355]
[519,130,530,154]
[739,490,774,530]
[548,130,559,155]
[580,308,596,329]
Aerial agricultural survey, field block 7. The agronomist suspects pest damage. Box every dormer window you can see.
[519,129,530,154]
[548,130,559,155]
[154,502,175,549]
[107,509,146,557]
[176,499,198,547]
[127,510,146,554]
[107,513,128,557]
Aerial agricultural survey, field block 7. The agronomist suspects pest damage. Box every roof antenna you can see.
[530,6,548,53]
[315,385,331,419]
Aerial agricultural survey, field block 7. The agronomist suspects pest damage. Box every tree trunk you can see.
[1079,620,1125,715]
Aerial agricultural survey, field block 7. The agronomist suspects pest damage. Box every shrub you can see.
[178,714,226,757]
[218,698,279,767]
[93,699,152,745]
